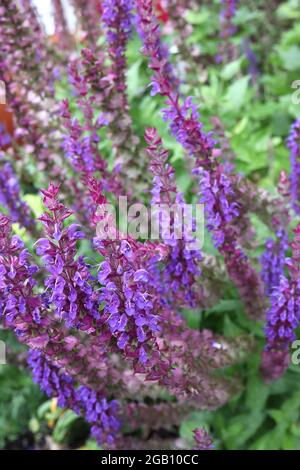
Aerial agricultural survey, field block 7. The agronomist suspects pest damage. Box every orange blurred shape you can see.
[0,103,14,150]
[49,34,59,44]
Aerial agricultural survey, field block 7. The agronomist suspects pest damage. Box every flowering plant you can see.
[0,0,300,451]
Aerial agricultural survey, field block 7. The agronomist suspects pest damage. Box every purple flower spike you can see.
[28,350,121,447]
[136,1,265,319]
[260,228,289,296]
[218,0,239,63]
[262,224,300,381]
[145,128,202,309]
[0,159,35,232]
[287,119,300,214]
[88,177,169,373]
[37,183,100,329]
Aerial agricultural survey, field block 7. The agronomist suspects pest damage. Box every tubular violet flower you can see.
[37,183,100,329]
[28,349,121,447]
[287,118,300,215]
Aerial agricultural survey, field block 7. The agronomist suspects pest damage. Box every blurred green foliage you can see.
[0,332,43,448]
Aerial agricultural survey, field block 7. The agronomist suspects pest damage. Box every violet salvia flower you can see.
[145,127,202,308]
[37,183,100,329]
[220,0,238,38]
[61,65,123,194]
[262,224,300,381]
[102,0,134,49]
[62,115,101,176]
[0,158,35,231]
[136,0,265,319]
[0,1,54,98]
[193,428,214,450]
[76,387,121,446]
[137,2,237,243]
[260,228,289,296]
[260,172,290,296]
[60,71,124,228]
[96,234,162,364]
[60,88,104,179]
[65,43,142,198]
[194,166,240,248]
[265,275,298,351]
[287,118,300,214]
[1,203,248,428]
[146,127,177,205]
[98,0,149,191]
[218,0,238,63]
[243,38,259,87]
[101,0,134,94]
[28,350,121,447]
[89,178,170,373]
[0,1,67,181]
[0,214,130,397]
[0,214,44,334]
[0,215,90,372]
[0,211,76,350]
[136,1,179,92]
[0,125,11,150]
[136,0,179,97]
[28,349,76,408]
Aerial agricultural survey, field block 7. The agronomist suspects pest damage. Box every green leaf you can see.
[127,60,143,99]
[206,300,243,315]
[221,59,242,81]
[53,410,79,444]
[279,45,300,71]
[23,194,44,217]
[233,116,249,135]
[277,1,300,20]
[224,76,250,112]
